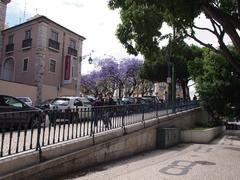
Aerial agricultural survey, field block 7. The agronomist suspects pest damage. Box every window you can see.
[51,31,58,41]
[22,58,28,72]
[69,39,76,49]
[8,35,13,44]
[49,59,56,73]
[2,96,23,108]
[25,30,31,39]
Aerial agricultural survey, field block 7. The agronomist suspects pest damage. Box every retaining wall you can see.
[0,108,208,180]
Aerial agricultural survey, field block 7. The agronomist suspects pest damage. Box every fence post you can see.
[36,114,42,162]
[90,108,95,144]
[142,104,145,127]
[121,106,126,134]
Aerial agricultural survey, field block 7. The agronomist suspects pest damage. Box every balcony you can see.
[68,47,78,57]
[22,38,32,49]
[48,39,60,51]
[5,43,14,53]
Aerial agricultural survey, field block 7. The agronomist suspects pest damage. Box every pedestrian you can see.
[193,95,197,101]
[92,93,104,126]
[106,92,116,106]
[103,92,116,129]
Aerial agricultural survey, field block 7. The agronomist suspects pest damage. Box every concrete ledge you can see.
[41,136,93,160]
[1,127,156,180]
[0,107,207,179]
[144,118,158,127]
[93,128,124,144]
[0,151,39,177]
[125,122,144,134]
[181,126,225,143]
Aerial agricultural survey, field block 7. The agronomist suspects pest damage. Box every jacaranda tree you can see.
[81,57,144,97]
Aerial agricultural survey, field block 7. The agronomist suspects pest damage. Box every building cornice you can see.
[2,15,86,40]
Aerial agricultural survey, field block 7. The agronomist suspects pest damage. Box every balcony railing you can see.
[5,43,14,53]
[68,47,78,57]
[48,39,60,50]
[22,38,32,49]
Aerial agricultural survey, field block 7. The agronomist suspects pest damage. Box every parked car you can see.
[121,97,135,104]
[16,96,33,106]
[35,98,53,110]
[86,95,96,105]
[48,96,92,123]
[0,95,43,129]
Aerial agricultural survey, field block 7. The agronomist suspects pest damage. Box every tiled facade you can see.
[0,1,85,103]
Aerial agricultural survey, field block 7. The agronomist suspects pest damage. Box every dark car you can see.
[0,95,43,129]
[35,98,53,110]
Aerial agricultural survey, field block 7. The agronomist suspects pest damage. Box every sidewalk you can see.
[60,132,240,180]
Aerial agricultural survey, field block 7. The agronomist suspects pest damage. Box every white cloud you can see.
[6,0,130,58]
[6,0,136,73]
[5,1,232,75]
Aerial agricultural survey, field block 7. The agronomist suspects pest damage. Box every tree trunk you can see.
[202,4,240,73]
[180,80,187,100]
[202,4,240,53]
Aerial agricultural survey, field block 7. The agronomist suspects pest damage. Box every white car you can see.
[48,96,92,123]
[16,97,33,106]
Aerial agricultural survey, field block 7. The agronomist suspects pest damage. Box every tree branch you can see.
[186,31,221,54]
[192,24,215,34]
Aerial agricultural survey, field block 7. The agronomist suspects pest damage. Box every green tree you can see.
[188,49,240,124]
[109,0,240,73]
[140,43,202,99]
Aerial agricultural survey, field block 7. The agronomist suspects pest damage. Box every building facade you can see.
[154,82,183,101]
[0,1,85,103]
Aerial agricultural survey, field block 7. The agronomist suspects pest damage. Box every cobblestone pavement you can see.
[61,133,240,180]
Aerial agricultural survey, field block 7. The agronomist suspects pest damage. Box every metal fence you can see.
[0,101,199,158]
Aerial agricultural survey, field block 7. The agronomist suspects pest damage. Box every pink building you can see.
[0,0,85,104]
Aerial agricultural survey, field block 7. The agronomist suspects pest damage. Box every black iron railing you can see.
[22,38,32,48]
[68,47,78,57]
[0,101,199,158]
[5,43,14,52]
[48,39,60,50]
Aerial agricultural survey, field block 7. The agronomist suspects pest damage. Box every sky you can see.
[6,0,230,61]
[4,0,232,98]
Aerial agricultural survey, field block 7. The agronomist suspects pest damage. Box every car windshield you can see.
[17,97,31,102]
[51,98,70,106]
[80,98,92,106]
[1,96,24,108]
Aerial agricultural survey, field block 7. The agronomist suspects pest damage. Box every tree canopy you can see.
[80,57,146,97]
[140,42,203,99]
[188,48,240,123]
[108,0,240,73]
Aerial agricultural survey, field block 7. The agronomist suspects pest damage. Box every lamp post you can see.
[166,26,176,113]
[76,52,93,96]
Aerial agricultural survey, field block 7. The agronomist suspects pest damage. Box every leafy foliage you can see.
[109,0,240,73]
[81,57,146,97]
[189,48,240,123]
